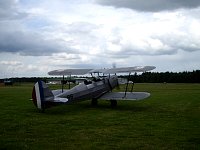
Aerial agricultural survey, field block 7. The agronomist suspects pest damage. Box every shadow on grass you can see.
[34,101,152,116]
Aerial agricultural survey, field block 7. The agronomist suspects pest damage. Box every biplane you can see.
[32,66,155,111]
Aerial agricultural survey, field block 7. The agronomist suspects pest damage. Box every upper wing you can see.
[99,92,150,100]
[88,69,107,74]
[102,66,156,74]
[48,66,156,76]
[48,69,93,75]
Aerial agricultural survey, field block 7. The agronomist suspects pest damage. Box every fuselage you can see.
[56,75,118,103]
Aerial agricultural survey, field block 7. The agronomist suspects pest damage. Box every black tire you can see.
[91,98,98,106]
[110,100,117,107]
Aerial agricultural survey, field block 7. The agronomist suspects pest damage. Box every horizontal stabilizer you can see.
[100,92,150,100]
[52,89,69,96]
[54,97,68,103]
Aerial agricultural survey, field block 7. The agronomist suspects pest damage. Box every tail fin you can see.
[32,81,54,110]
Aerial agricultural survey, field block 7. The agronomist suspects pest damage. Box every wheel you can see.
[110,100,117,107]
[91,98,98,106]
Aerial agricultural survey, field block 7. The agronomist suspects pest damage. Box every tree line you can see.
[122,70,200,83]
[1,70,200,83]
[0,77,47,84]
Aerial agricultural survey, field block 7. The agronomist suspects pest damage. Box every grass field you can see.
[0,83,200,149]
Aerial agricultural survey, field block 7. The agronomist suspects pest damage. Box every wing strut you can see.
[124,72,131,98]
[130,82,134,92]
[68,74,71,89]
[62,75,64,93]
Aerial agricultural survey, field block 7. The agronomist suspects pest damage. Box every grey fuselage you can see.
[55,75,118,103]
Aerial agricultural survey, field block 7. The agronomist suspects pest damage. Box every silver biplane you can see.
[32,66,155,111]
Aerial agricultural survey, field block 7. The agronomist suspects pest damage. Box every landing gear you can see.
[110,100,117,107]
[91,98,98,106]
[91,99,117,107]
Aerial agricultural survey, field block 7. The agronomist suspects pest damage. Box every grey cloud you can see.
[157,35,200,53]
[0,60,22,66]
[106,47,176,57]
[0,30,73,56]
[0,21,100,56]
[61,22,102,51]
[97,0,200,12]
[104,33,200,57]
[63,22,100,42]
[65,22,99,34]
[0,0,27,20]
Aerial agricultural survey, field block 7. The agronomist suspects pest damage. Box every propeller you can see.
[112,62,116,69]
[112,62,120,90]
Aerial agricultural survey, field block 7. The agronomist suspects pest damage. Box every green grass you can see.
[0,83,200,149]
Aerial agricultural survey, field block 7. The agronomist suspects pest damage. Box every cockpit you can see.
[84,79,92,85]
[83,77,102,85]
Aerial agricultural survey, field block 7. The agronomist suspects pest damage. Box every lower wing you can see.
[99,92,150,100]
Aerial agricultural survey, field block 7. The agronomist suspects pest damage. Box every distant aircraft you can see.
[4,79,13,86]
[32,66,156,111]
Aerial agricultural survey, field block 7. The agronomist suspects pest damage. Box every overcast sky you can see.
[0,0,200,78]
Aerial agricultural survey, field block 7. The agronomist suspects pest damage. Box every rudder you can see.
[32,81,54,111]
